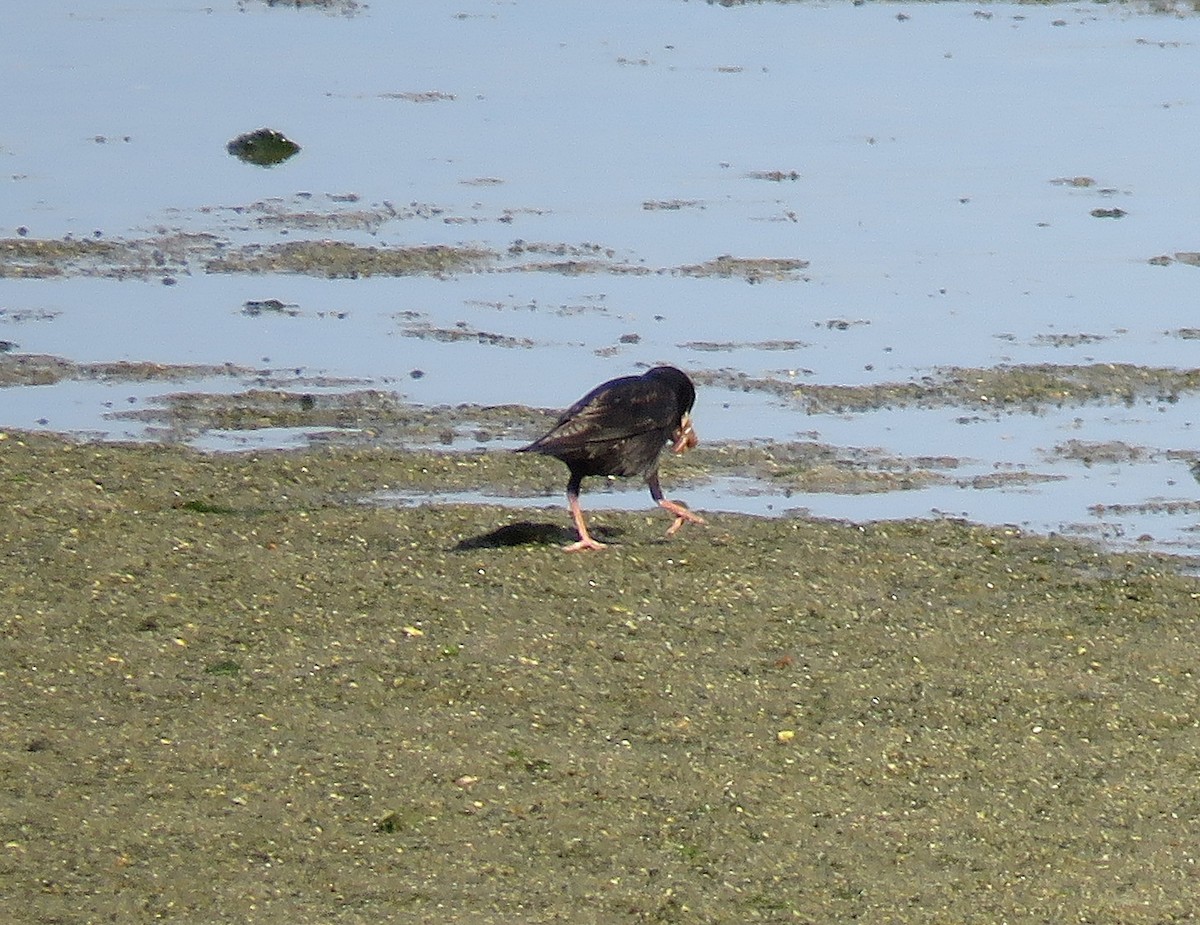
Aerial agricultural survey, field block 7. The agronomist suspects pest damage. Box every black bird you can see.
[517,365,704,551]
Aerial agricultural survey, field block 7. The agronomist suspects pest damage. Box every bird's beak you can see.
[672,414,698,454]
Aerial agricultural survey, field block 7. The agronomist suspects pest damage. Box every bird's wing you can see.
[533,376,676,451]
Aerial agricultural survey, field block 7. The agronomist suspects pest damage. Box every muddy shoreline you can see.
[6,347,1200,555]
[7,3,1200,916]
[2,431,1198,921]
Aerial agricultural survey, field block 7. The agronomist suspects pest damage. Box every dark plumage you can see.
[517,365,704,551]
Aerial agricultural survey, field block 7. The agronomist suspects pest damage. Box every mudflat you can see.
[2,431,1197,922]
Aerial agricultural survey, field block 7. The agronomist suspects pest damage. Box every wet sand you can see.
[3,431,1198,922]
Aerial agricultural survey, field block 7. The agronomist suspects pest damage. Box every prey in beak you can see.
[671,413,698,454]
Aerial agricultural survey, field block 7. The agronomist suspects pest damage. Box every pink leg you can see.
[660,498,706,536]
[564,481,606,552]
[648,472,705,537]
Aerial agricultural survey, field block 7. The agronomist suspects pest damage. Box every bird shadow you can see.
[452,521,625,551]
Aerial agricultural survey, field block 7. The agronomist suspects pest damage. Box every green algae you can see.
[0,234,808,282]
[226,128,301,167]
[1,431,1198,924]
[204,240,495,278]
[697,363,1200,413]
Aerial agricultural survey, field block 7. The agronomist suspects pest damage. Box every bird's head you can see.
[671,413,698,454]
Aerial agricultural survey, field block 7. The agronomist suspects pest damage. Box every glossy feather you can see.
[518,366,695,479]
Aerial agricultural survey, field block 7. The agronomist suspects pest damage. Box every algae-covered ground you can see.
[2,431,1199,923]
[0,236,807,283]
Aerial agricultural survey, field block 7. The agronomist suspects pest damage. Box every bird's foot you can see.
[563,537,607,552]
[661,499,705,536]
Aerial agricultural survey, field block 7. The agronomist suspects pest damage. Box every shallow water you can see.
[4,0,1200,556]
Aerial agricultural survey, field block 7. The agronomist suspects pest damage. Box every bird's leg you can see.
[647,472,705,537]
[563,475,606,552]
[661,498,705,536]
